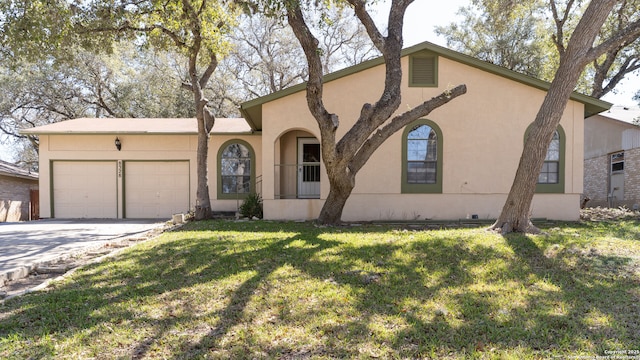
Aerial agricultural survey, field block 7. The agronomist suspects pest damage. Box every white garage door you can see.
[125,161,190,219]
[53,161,118,218]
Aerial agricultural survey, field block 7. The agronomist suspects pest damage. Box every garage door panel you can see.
[125,161,189,219]
[53,161,117,218]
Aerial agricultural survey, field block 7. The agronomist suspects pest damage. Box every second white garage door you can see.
[125,161,190,219]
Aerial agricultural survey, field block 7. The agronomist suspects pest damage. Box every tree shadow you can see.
[1,221,638,358]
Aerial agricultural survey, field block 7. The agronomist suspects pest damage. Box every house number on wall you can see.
[118,160,122,178]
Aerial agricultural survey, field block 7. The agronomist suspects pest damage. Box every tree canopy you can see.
[436,0,640,99]
[0,44,195,168]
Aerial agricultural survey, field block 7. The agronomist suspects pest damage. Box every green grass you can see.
[1,220,639,359]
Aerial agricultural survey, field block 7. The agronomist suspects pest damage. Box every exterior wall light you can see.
[115,137,122,151]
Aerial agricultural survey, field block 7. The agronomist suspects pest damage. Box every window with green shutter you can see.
[409,53,438,87]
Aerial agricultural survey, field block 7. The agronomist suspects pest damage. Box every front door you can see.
[297,138,320,198]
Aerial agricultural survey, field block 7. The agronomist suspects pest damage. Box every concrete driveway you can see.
[0,219,167,284]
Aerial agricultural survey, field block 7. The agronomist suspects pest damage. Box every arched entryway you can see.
[274,129,320,199]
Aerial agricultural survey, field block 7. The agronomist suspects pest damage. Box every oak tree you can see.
[491,0,640,233]
[278,0,467,224]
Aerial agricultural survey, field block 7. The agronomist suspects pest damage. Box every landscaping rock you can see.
[580,206,640,221]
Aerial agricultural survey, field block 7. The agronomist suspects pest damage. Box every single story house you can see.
[584,105,640,208]
[23,41,610,221]
[0,160,39,222]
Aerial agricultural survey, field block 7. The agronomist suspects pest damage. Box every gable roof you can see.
[240,41,611,131]
[0,160,38,180]
[21,117,254,135]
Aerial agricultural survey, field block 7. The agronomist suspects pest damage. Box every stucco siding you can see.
[262,194,580,221]
[0,175,38,222]
[259,54,585,220]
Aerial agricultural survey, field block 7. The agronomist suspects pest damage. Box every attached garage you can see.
[124,161,190,219]
[21,117,257,219]
[52,161,118,218]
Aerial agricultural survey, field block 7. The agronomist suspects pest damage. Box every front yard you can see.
[1,219,639,359]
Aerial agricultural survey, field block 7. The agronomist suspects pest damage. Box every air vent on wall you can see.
[410,56,437,87]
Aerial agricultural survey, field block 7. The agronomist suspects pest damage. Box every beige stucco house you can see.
[23,41,610,221]
[584,105,640,208]
[0,160,39,222]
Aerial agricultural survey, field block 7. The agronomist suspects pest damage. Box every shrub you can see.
[239,193,263,219]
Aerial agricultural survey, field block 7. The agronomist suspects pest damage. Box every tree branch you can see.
[350,84,467,172]
[587,18,640,64]
[345,0,385,52]
[336,0,412,158]
[199,54,218,89]
[285,2,334,132]
[549,0,575,54]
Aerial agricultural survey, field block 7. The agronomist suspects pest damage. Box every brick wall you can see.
[584,155,609,206]
[624,148,640,209]
[584,149,640,209]
[0,175,38,222]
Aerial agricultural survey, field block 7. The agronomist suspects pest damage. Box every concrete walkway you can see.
[0,219,167,285]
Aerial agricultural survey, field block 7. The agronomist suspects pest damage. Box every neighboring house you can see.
[23,41,609,221]
[0,160,39,222]
[584,105,640,208]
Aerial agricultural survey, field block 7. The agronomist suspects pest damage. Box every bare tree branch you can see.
[351,84,467,172]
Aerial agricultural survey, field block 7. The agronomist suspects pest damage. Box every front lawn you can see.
[1,220,639,359]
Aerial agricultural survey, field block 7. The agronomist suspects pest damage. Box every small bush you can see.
[239,193,263,219]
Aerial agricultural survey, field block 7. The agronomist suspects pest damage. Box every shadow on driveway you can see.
[0,219,167,278]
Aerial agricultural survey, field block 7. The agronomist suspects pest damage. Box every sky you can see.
[393,0,639,107]
[1,0,638,162]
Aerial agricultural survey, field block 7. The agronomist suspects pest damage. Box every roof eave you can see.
[19,130,199,135]
[0,171,39,180]
[239,40,612,123]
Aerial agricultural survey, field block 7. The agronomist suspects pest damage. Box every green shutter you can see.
[409,54,438,87]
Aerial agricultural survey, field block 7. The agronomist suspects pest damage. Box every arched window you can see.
[524,124,565,193]
[218,140,255,199]
[402,119,443,193]
[539,130,560,184]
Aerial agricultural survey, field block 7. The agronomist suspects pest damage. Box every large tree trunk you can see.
[194,123,212,220]
[492,0,628,233]
[317,165,355,224]
[188,49,218,220]
[492,68,583,233]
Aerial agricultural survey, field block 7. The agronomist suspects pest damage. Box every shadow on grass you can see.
[501,234,639,351]
[1,220,638,358]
